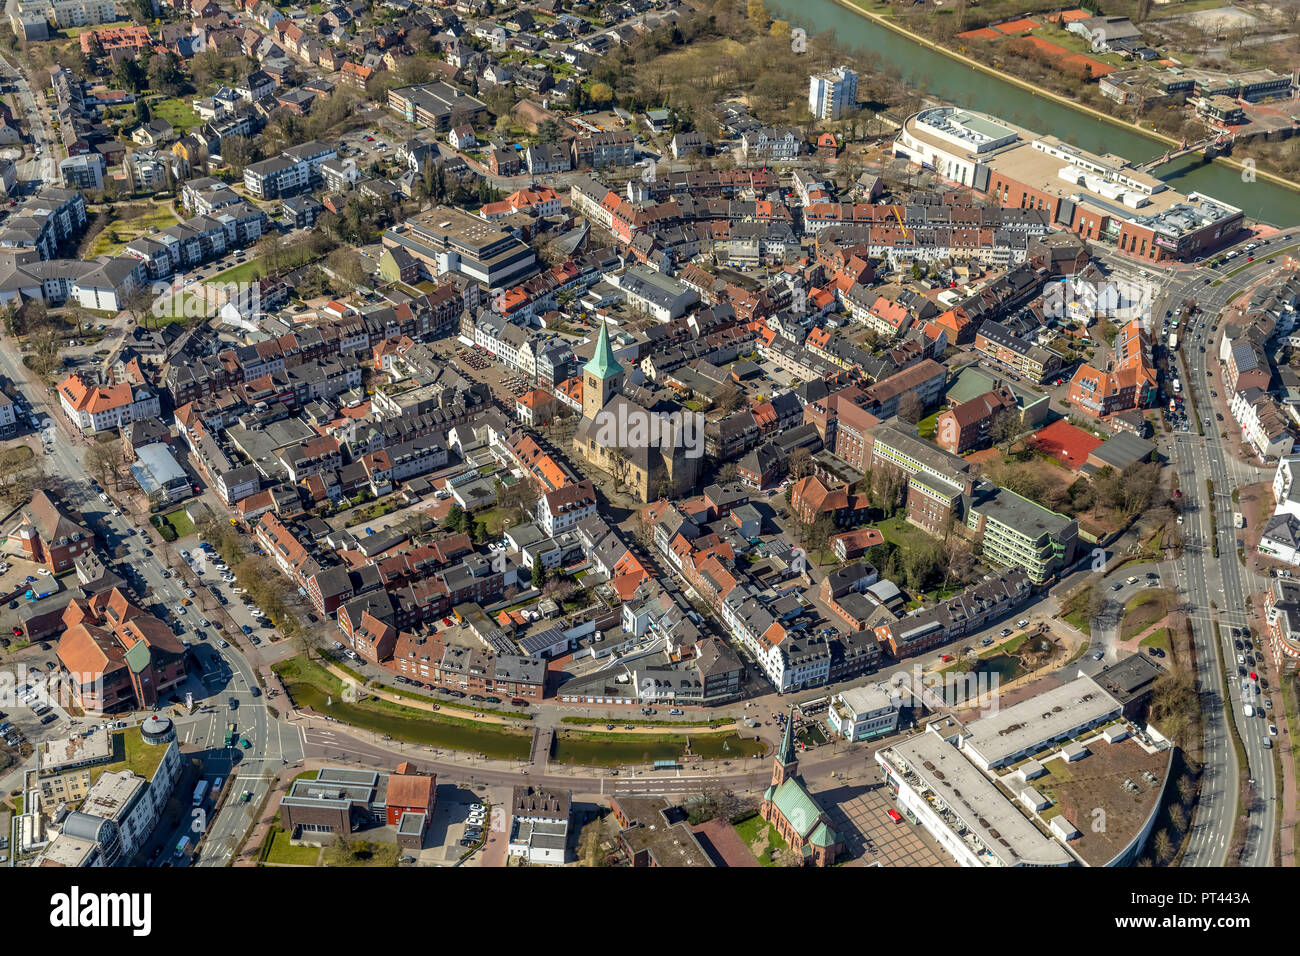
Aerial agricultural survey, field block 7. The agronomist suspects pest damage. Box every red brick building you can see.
[8,490,94,573]
[57,588,188,713]
[934,386,1018,454]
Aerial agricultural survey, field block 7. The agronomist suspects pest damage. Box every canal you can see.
[773,0,1300,226]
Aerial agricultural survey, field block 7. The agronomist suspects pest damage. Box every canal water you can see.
[773,0,1300,225]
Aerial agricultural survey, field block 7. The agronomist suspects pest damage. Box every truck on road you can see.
[192,779,209,807]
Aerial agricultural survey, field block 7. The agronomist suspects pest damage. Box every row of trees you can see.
[985,459,1163,521]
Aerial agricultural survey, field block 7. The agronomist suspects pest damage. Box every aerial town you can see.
[0,0,1292,887]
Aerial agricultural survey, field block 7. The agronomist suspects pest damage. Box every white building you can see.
[1273,454,1300,520]
[32,719,181,868]
[1231,388,1295,461]
[0,390,17,437]
[959,675,1122,772]
[14,0,120,29]
[243,155,309,199]
[894,106,1020,188]
[57,375,161,434]
[536,480,597,536]
[877,729,1074,867]
[1259,512,1300,565]
[507,786,569,865]
[809,65,858,121]
[611,265,697,323]
[827,684,901,742]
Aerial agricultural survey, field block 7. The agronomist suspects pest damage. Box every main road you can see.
[0,333,306,865]
[0,45,57,186]
[1150,230,1299,867]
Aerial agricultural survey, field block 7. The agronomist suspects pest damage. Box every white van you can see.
[1245,704,1255,718]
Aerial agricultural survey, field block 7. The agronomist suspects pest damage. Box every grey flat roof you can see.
[1089,431,1155,470]
[961,676,1121,767]
[887,732,1073,867]
[970,487,1074,539]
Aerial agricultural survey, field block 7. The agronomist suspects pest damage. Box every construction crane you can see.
[892,203,910,242]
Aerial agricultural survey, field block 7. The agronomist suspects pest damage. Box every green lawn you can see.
[211,260,264,284]
[159,508,196,539]
[263,828,322,866]
[273,656,533,759]
[90,728,170,785]
[149,97,202,132]
[88,203,183,257]
[476,506,510,537]
[732,815,785,867]
[917,411,940,440]
[1120,590,1170,642]
[876,515,935,553]
[324,839,399,867]
[61,19,133,37]
[1139,627,1172,654]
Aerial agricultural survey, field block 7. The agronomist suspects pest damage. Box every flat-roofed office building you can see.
[383,206,537,288]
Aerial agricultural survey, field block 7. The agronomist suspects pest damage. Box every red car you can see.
[11,626,21,637]
[887,809,903,823]
[1175,489,1182,498]
[1250,672,1258,682]
[939,654,953,663]
[442,617,453,626]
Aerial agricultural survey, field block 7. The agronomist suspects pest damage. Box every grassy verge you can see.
[1206,478,1216,561]
[273,656,533,759]
[732,813,784,867]
[324,657,530,720]
[1139,627,1172,654]
[1120,590,1171,641]
[211,260,264,284]
[560,715,736,728]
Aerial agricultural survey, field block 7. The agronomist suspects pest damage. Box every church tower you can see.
[771,705,799,788]
[582,318,623,421]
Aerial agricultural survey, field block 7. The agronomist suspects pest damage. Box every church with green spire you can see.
[760,705,843,866]
[571,317,702,502]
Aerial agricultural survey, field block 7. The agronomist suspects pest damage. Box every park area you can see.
[1121,590,1173,642]
[84,202,181,258]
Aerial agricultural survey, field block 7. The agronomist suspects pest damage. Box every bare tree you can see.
[786,446,813,481]
[989,408,1022,456]
[896,390,924,425]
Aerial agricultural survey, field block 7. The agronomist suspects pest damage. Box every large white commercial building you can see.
[959,675,1122,771]
[895,107,1020,188]
[33,718,182,867]
[877,729,1074,867]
